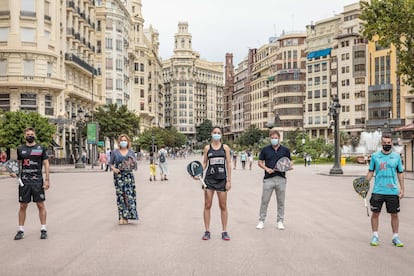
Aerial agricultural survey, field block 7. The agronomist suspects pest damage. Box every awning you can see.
[50,139,61,148]
[307,48,332,60]
[394,123,414,131]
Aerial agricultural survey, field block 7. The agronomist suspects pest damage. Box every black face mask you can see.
[26,136,35,143]
[382,144,392,152]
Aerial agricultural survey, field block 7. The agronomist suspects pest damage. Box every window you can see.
[321,63,327,71]
[0,93,10,111]
[21,0,35,12]
[116,40,122,51]
[116,59,122,71]
[0,59,7,75]
[106,78,113,89]
[21,28,35,42]
[23,60,34,77]
[308,103,312,112]
[314,90,320,98]
[134,63,139,71]
[47,62,52,77]
[106,58,113,70]
[105,38,112,49]
[140,63,144,72]
[314,64,320,72]
[116,79,122,90]
[0,27,9,42]
[45,95,53,115]
[20,93,37,111]
[307,65,312,73]
[140,89,144,98]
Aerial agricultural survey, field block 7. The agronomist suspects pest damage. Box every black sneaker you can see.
[221,232,230,241]
[202,231,211,240]
[14,231,24,240]
[40,229,48,239]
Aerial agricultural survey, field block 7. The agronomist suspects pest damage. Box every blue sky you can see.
[142,0,356,64]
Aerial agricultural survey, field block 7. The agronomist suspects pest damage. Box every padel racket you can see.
[274,156,292,172]
[186,160,207,189]
[0,160,24,186]
[353,176,370,216]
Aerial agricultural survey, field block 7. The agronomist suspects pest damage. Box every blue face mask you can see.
[271,138,279,146]
[212,134,221,141]
[119,141,128,148]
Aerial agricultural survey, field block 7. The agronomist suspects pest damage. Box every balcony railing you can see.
[64,53,95,74]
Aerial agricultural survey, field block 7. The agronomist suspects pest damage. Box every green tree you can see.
[361,0,414,86]
[0,111,55,149]
[197,119,213,142]
[94,104,140,149]
[236,125,267,147]
[135,127,187,151]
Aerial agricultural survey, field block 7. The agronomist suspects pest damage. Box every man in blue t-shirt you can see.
[365,133,405,247]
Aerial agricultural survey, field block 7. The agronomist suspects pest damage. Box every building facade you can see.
[162,22,224,142]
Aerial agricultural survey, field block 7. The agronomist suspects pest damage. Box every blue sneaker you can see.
[370,235,379,246]
[392,237,404,247]
[202,231,210,240]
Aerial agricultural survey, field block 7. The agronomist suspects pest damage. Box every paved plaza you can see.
[0,157,413,275]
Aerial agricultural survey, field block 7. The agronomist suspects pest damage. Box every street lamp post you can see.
[329,95,343,175]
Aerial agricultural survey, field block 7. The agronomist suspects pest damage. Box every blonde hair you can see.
[117,134,131,149]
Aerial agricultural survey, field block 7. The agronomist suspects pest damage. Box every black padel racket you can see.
[1,160,24,186]
[353,176,370,216]
[274,157,292,172]
[186,160,207,189]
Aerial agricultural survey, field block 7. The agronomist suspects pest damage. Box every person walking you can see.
[240,151,247,170]
[109,134,138,225]
[158,146,168,181]
[256,129,292,230]
[199,127,232,241]
[365,133,405,247]
[232,150,237,170]
[10,127,50,240]
[149,150,156,181]
[105,148,111,171]
[248,151,254,170]
[99,151,107,170]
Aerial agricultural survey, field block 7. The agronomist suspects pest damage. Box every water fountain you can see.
[342,130,402,155]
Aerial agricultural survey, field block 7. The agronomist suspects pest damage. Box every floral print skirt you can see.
[113,172,138,220]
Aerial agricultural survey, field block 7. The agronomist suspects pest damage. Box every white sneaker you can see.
[256,221,264,229]
[277,221,285,230]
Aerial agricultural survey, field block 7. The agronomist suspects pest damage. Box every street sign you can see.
[87,122,98,144]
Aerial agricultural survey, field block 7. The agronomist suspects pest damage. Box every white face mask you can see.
[271,138,279,146]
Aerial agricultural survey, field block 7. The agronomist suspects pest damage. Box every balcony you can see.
[65,53,95,74]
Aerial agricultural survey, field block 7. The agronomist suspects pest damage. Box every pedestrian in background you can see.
[365,133,405,247]
[11,127,50,240]
[256,129,292,231]
[99,151,107,170]
[232,150,237,170]
[240,151,247,170]
[149,150,156,181]
[105,148,111,171]
[248,151,253,170]
[199,126,232,241]
[109,134,138,225]
[158,145,168,181]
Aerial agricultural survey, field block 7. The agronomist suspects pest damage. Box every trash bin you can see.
[341,156,346,166]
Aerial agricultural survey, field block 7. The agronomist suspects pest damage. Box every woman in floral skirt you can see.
[109,134,138,224]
